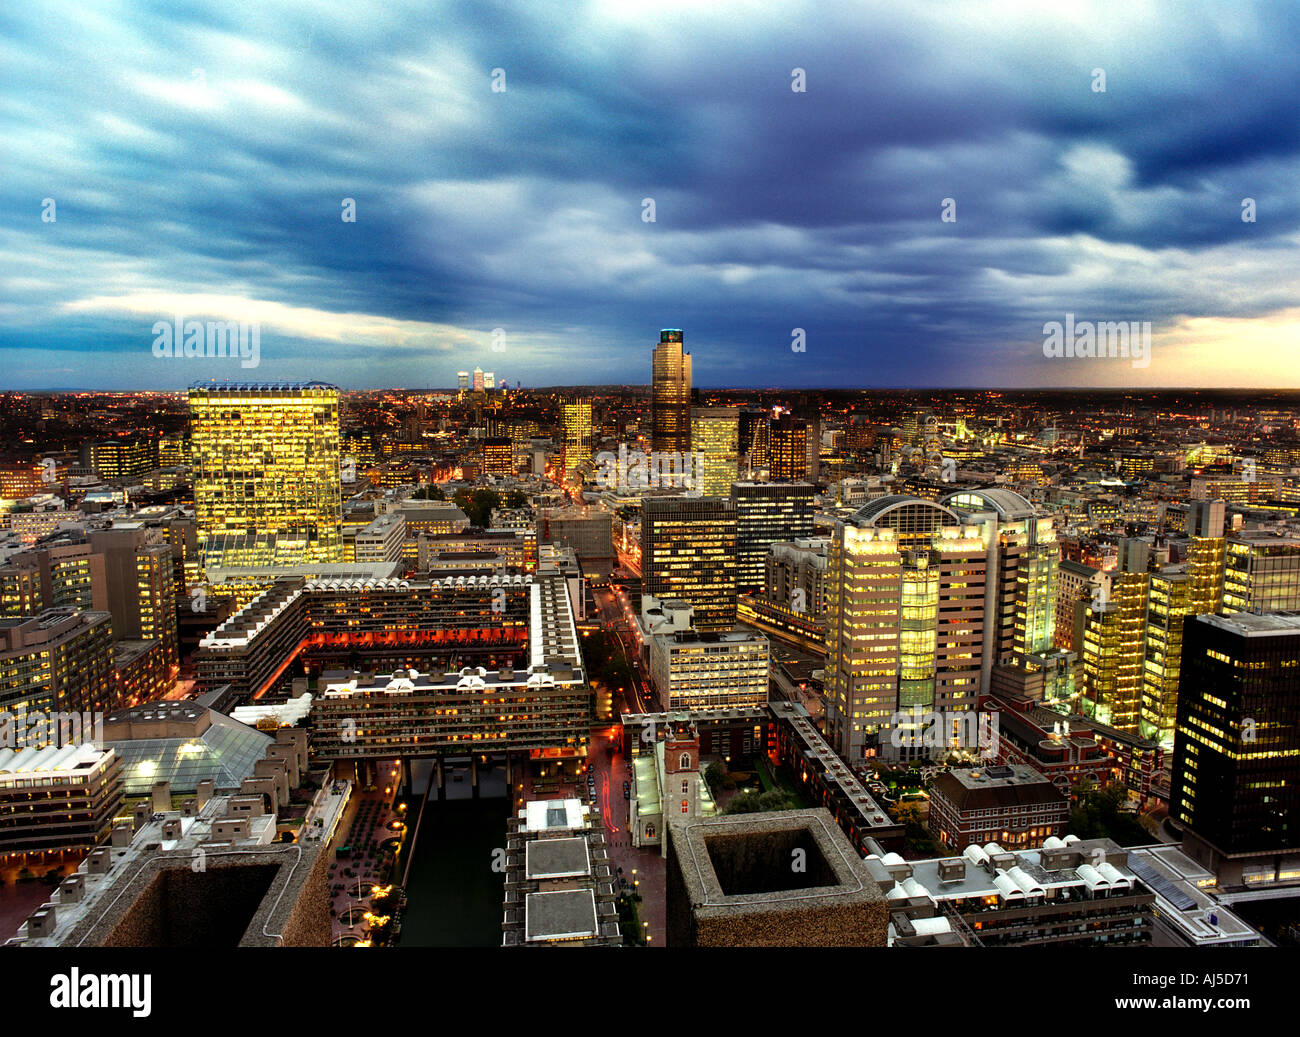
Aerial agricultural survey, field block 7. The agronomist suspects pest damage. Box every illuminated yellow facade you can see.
[826,495,1001,761]
[690,408,739,497]
[825,523,902,760]
[641,496,737,632]
[560,399,593,473]
[1140,570,1190,747]
[1223,536,1300,614]
[651,330,691,455]
[188,382,344,572]
[1081,571,1148,732]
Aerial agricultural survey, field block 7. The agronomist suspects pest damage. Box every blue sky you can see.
[2,0,1298,390]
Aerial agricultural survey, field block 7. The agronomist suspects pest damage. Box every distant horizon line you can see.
[9,384,1300,395]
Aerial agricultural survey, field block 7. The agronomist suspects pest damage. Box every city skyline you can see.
[5,1,1299,391]
[5,0,1300,976]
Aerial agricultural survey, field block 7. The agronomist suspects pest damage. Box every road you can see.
[591,581,656,714]
[587,723,666,945]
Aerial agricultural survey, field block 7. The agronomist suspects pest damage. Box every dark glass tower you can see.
[1171,612,1300,862]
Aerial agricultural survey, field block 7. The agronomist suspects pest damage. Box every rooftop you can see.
[521,798,586,834]
[525,837,591,881]
[524,889,599,943]
[931,765,1066,812]
[1199,611,1300,638]
[942,487,1037,520]
[0,744,113,784]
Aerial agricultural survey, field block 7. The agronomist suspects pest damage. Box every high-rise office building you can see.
[483,371,496,390]
[0,608,117,723]
[805,414,822,484]
[765,538,829,616]
[188,382,344,571]
[1186,499,1226,615]
[823,496,988,762]
[84,439,158,480]
[690,407,739,496]
[768,413,809,480]
[651,330,691,455]
[641,496,736,632]
[457,371,470,392]
[738,410,769,474]
[537,507,615,578]
[0,539,100,616]
[158,434,189,468]
[730,482,815,591]
[1140,568,1191,746]
[902,408,935,449]
[0,460,48,500]
[560,398,593,474]
[648,629,769,711]
[822,489,1068,761]
[472,367,485,392]
[943,489,1065,681]
[1080,567,1149,732]
[1223,532,1300,614]
[481,437,513,477]
[1171,612,1300,879]
[87,528,176,656]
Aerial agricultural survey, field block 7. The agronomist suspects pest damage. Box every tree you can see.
[704,762,727,795]
[722,790,801,815]
[1068,782,1147,845]
[453,487,502,527]
[505,489,528,508]
[891,802,939,856]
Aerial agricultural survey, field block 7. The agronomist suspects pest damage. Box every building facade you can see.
[188,382,344,571]
[651,330,691,456]
[641,496,737,632]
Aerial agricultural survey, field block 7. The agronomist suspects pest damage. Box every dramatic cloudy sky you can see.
[3,0,1298,390]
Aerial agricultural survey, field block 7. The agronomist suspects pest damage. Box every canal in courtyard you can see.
[397,759,511,947]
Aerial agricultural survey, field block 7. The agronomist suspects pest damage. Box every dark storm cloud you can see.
[1,0,1298,389]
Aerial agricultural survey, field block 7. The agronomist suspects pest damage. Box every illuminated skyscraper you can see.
[943,488,1065,683]
[651,330,691,455]
[1186,499,1226,615]
[0,608,117,721]
[457,371,470,392]
[1080,567,1148,732]
[560,398,593,474]
[1140,568,1190,747]
[738,410,769,474]
[823,496,987,762]
[482,437,512,477]
[768,413,809,480]
[483,371,495,390]
[730,482,815,591]
[84,439,157,480]
[188,382,344,572]
[472,367,485,392]
[1223,532,1300,614]
[641,496,736,632]
[1171,613,1300,872]
[690,407,739,496]
[902,408,934,449]
[158,434,189,467]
